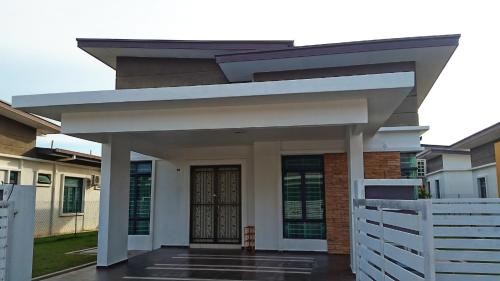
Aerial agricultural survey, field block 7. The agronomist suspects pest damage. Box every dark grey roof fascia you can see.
[216,34,461,63]
[450,122,500,149]
[77,38,295,51]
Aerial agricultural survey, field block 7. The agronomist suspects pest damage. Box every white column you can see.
[346,126,364,272]
[253,141,281,250]
[97,137,130,267]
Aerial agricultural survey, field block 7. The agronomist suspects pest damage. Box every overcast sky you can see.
[1,0,498,156]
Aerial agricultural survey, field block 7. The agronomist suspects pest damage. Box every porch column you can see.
[346,126,364,271]
[97,138,131,267]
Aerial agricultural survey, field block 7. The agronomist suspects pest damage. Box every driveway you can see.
[43,248,354,281]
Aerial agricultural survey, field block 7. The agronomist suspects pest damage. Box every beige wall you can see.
[0,115,36,155]
[0,153,100,237]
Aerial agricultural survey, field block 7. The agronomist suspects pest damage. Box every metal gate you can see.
[190,165,241,244]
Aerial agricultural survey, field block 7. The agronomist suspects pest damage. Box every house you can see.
[12,34,459,268]
[0,100,101,237]
[418,122,500,198]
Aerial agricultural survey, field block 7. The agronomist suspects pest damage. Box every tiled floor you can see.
[44,248,355,281]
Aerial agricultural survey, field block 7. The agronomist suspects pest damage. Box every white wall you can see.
[472,165,498,198]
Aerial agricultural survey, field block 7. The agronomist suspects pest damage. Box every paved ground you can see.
[44,248,355,281]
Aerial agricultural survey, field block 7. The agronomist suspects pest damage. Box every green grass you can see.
[32,231,98,277]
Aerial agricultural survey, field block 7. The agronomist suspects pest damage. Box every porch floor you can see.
[43,248,354,281]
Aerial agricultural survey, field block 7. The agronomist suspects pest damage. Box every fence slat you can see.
[358,207,381,222]
[358,233,382,252]
[433,215,500,226]
[383,258,425,281]
[433,204,500,214]
[383,226,423,252]
[436,273,500,281]
[384,242,424,273]
[436,262,500,274]
[358,220,381,237]
[359,245,382,268]
[435,250,500,262]
[382,210,420,231]
[359,258,383,280]
[434,238,500,250]
[434,226,500,238]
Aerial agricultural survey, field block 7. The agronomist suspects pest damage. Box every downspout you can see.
[49,162,57,236]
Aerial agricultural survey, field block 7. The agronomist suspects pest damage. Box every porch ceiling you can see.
[73,125,348,159]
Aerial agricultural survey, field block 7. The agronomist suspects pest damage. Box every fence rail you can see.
[0,202,12,281]
[355,198,500,281]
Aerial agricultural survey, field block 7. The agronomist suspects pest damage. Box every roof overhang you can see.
[417,146,470,160]
[77,38,294,69]
[0,100,60,135]
[216,34,460,107]
[451,122,500,149]
[13,71,414,138]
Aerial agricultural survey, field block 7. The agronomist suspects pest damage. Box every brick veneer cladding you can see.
[324,152,401,254]
[324,153,350,254]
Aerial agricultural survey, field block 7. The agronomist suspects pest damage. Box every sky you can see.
[1,0,498,156]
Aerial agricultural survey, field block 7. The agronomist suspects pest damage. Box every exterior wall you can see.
[115,57,228,89]
[471,142,496,168]
[496,142,500,196]
[426,156,443,173]
[0,153,100,237]
[253,62,418,127]
[363,152,401,179]
[472,165,498,198]
[0,115,36,155]
[442,153,472,170]
[324,153,349,254]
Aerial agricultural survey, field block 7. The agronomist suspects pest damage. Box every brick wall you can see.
[324,152,401,254]
[364,152,401,179]
[324,153,350,254]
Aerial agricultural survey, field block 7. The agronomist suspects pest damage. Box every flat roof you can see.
[216,34,460,63]
[451,122,500,149]
[77,38,294,69]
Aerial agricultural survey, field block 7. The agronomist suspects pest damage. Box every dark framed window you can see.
[129,161,152,235]
[282,155,326,239]
[435,180,441,199]
[9,171,19,184]
[63,177,84,213]
[478,177,487,198]
[401,153,418,179]
[37,173,52,185]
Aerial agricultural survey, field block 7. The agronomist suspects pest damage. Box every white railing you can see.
[0,202,12,281]
[354,198,500,281]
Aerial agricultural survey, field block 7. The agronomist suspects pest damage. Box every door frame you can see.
[189,164,243,245]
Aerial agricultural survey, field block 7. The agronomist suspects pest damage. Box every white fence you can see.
[354,198,500,281]
[0,202,12,281]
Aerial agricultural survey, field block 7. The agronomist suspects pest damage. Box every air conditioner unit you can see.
[91,175,101,186]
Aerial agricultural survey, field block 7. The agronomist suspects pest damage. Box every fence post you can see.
[422,200,436,281]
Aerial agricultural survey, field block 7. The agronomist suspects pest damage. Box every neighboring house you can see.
[418,122,500,198]
[0,100,101,237]
[13,34,459,267]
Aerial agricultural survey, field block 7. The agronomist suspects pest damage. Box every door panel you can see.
[190,166,241,244]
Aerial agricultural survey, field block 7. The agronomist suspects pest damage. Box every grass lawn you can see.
[32,231,98,278]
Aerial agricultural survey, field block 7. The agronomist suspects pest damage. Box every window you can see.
[9,171,19,184]
[282,155,326,240]
[435,180,441,199]
[401,153,418,179]
[129,161,152,235]
[478,177,487,198]
[37,173,52,185]
[427,181,431,193]
[417,159,426,178]
[62,177,84,213]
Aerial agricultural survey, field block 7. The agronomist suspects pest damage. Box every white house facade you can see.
[13,35,459,268]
